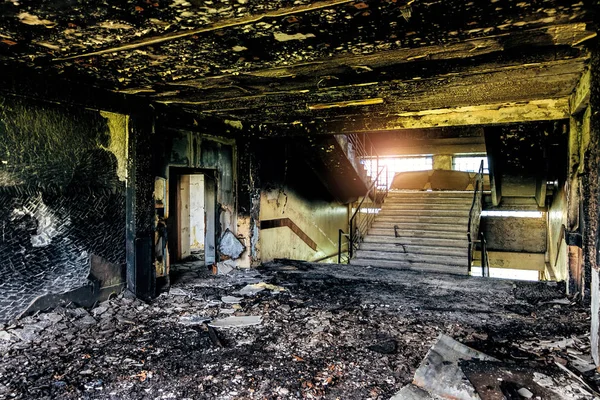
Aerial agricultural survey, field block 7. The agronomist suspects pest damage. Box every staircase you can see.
[350,191,472,274]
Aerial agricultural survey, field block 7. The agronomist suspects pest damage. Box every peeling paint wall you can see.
[0,96,126,320]
[99,111,128,182]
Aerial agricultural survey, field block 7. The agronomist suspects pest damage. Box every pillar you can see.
[236,139,261,267]
[126,113,156,299]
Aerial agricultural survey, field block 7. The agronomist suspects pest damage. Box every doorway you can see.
[168,168,217,267]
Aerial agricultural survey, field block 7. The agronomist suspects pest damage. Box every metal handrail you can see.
[338,229,350,264]
[337,133,390,264]
[467,160,485,274]
[348,165,388,260]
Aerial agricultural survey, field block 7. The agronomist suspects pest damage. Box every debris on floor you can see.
[238,281,287,296]
[208,316,262,329]
[0,261,598,399]
[412,334,497,399]
[215,259,237,275]
[393,334,600,400]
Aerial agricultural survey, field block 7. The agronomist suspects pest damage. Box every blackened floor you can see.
[0,261,594,399]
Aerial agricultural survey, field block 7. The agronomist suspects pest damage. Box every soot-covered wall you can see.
[258,139,349,262]
[0,96,126,322]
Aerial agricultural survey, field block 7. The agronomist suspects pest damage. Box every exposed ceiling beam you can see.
[156,56,585,112]
[370,135,486,156]
[320,98,570,132]
[570,68,591,114]
[53,0,360,62]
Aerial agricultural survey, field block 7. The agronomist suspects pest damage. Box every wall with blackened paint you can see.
[0,96,127,321]
[163,129,238,262]
[258,139,349,263]
[260,187,349,262]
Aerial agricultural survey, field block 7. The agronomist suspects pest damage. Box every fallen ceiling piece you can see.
[221,296,243,304]
[215,259,236,275]
[460,360,585,400]
[412,334,498,400]
[208,316,262,329]
[178,315,211,326]
[390,383,439,399]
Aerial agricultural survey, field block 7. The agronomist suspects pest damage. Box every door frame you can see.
[168,167,218,266]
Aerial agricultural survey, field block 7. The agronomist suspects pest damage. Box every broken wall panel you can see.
[0,96,127,322]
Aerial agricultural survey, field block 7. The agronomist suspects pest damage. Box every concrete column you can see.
[432,154,453,170]
[236,139,261,267]
[126,113,156,299]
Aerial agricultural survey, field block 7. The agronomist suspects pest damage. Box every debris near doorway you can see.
[214,259,237,275]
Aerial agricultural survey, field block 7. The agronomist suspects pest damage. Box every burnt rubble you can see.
[0,261,596,399]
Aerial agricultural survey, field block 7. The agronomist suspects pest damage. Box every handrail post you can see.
[338,229,343,264]
[349,219,354,259]
[481,232,488,277]
[467,233,472,273]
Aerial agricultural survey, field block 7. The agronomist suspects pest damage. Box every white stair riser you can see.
[355,250,466,265]
[368,228,466,239]
[349,258,468,274]
[364,236,467,247]
[359,243,467,256]
[373,217,469,224]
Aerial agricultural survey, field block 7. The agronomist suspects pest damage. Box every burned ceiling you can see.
[0,0,597,134]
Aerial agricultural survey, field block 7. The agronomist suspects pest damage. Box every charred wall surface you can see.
[258,139,349,262]
[0,96,126,322]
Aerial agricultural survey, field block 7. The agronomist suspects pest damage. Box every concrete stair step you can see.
[354,250,467,265]
[359,242,467,256]
[378,204,472,211]
[387,191,473,198]
[373,216,469,225]
[349,258,468,275]
[377,209,471,217]
[384,197,473,205]
[371,222,465,232]
[368,228,467,240]
[363,235,467,248]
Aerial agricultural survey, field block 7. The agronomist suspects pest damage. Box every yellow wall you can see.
[259,187,349,262]
[548,184,568,281]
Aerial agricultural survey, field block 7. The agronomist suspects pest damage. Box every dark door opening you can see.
[167,168,217,269]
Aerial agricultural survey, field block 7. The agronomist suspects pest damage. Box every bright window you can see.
[453,155,489,174]
[363,156,433,188]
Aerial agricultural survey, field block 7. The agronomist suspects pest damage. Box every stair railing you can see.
[467,160,487,275]
[336,133,390,264]
[348,165,388,261]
